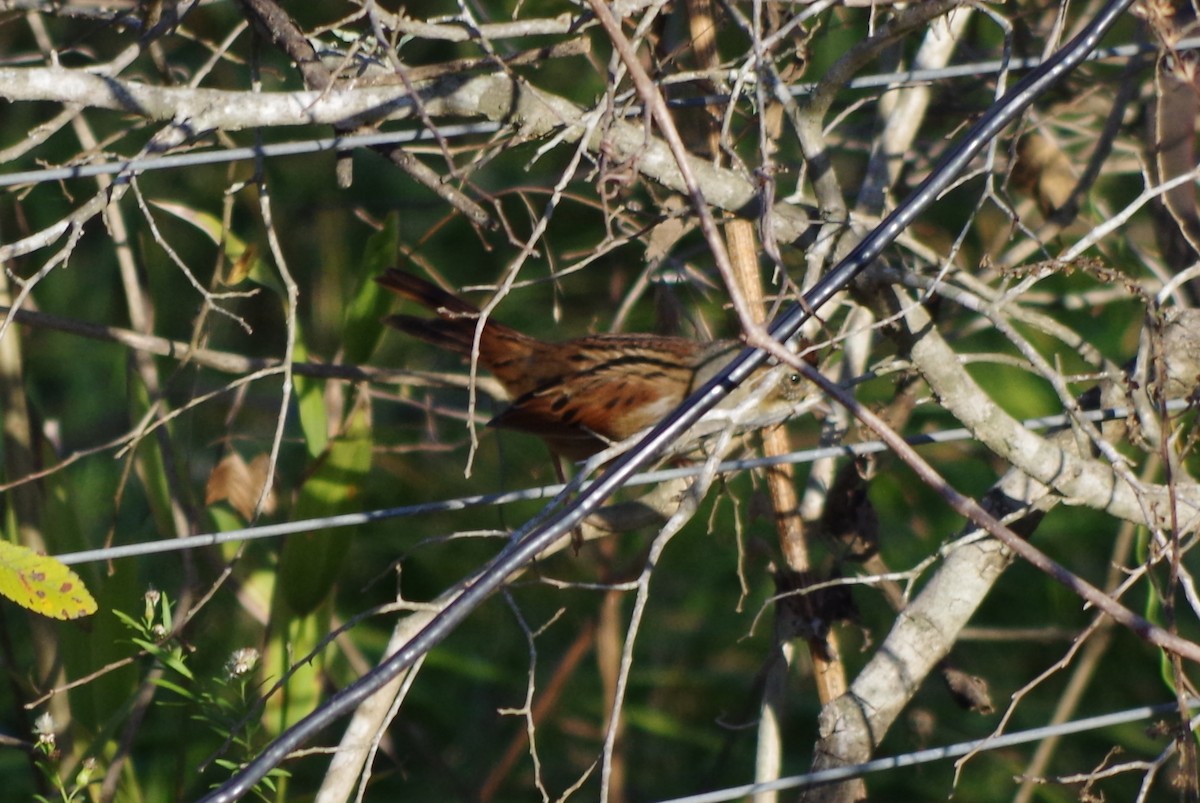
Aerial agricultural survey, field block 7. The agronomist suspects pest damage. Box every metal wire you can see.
[658,698,1200,803]
[52,399,1187,568]
[0,124,502,188]
[6,34,1188,189]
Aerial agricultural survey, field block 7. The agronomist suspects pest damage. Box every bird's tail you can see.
[376,269,538,377]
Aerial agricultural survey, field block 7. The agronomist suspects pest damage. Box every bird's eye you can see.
[788,373,802,384]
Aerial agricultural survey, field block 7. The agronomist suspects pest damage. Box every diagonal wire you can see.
[198,2,1136,799]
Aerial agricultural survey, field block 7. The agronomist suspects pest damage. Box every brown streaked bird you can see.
[376,269,806,460]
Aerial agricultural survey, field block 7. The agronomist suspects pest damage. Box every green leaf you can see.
[277,404,373,615]
[292,334,328,459]
[262,608,328,734]
[112,609,141,631]
[151,677,193,698]
[157,650,194,681]
[342,214,401,365]
[148,200,278,293]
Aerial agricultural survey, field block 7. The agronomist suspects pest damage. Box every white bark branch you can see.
[0,66,815,243]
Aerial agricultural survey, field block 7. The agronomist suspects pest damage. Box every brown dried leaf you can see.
[1014,133,1076,214]
[206,452,277,520]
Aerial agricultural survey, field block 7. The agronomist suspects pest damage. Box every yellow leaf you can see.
[0,542,97,620]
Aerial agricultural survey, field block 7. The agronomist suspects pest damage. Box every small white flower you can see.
[33,712,55,750]
[226,648,259,678]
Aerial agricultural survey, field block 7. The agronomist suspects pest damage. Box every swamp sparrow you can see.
[377,269,811,460]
